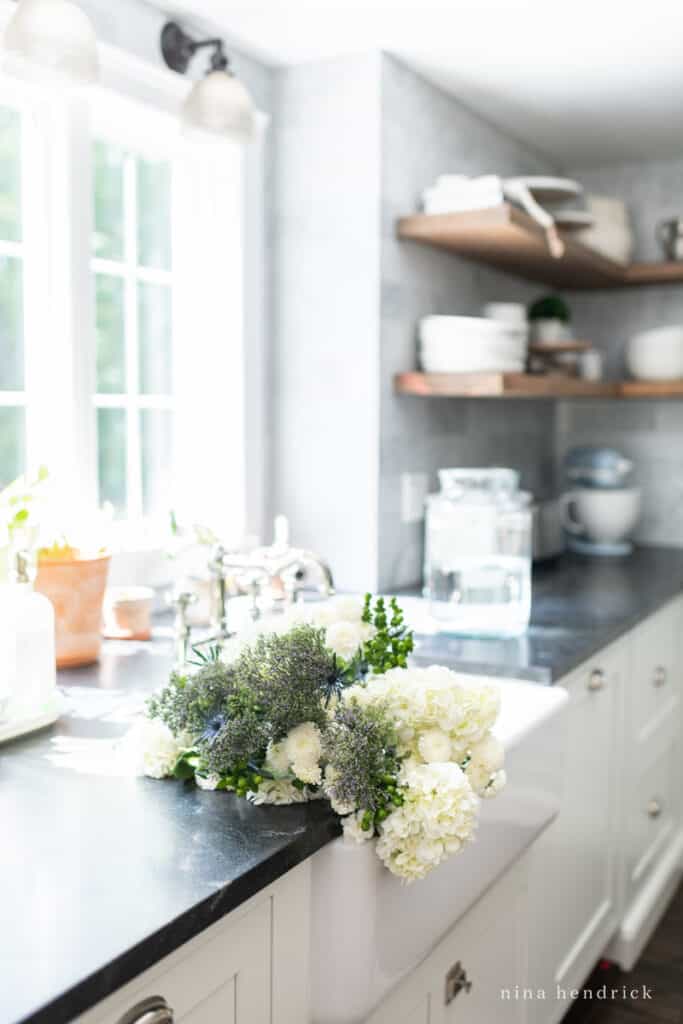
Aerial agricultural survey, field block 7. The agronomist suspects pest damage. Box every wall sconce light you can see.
[160,21,255,144]
[4,0,99,84]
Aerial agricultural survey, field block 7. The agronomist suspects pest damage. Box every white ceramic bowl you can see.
[626,325,683,380]
[419,350,525,373]
[420,335,526,360]
[419,315,526,345]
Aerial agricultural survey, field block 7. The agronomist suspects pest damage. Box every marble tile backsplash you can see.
[378,56,559,590]
[556,157,683,549]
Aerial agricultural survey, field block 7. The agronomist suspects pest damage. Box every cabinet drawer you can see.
[78,898,271,1024]
[627,736,678,897]
[631,601,680,744]
[367,857,529,1024]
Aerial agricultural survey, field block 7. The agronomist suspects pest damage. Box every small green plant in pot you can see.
[528,294,572,344]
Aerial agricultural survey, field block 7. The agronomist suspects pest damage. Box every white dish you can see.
[626,325,683,380]
[420,315,527,345]
[421,340,527,364]
[504,176,582,202]
[420,352,526,374]
[482,302,527,326]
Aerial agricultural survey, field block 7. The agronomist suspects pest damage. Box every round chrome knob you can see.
[117,996,174,1024]
[647,798,662,819]
[587,668,605,691]
[653,665,667,688]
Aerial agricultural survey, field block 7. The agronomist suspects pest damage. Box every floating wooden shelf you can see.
[395,372,619,399]
[395,372,683,400]
[397,205,683,290]
[619,379,683,398]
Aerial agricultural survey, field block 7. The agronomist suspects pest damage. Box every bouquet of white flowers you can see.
[130,595,505,882]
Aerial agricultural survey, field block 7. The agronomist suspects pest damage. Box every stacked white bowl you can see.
[626,325,683,380]
[419,313,528,374]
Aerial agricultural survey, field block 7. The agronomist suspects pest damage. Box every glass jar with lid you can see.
[424,468,532,637]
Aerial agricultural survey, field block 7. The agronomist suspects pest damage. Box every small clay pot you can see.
[35,553,111,668]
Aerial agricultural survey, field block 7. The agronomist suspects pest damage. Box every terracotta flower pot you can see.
[35,552,111,668]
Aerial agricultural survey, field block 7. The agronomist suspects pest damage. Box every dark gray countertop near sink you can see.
[411,545,683,682]
[3,544,683,1024]
[0,637,340,1024]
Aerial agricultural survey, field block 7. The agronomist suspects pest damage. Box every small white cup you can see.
[560,488,641,545]
[578,350,604,381]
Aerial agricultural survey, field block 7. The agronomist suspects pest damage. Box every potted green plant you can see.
[528,293,572,344]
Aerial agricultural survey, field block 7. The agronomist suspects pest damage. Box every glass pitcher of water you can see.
[424,468,532,637]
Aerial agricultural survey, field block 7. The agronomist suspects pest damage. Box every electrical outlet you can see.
[401,472,429,524]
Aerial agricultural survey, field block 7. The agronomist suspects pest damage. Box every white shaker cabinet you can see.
[526,640,625,1024]
[75,861,311,1024]
[608,596,683,970]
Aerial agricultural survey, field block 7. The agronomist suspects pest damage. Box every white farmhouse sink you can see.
[310,677,568,1024]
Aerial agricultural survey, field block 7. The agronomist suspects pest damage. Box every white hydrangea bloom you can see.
[347,666,501,765]
[342,811,374,844]
[417,727,452,763]
[123,717,183,779]
[375,761,479,881]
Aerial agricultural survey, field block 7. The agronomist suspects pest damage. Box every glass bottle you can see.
[424,468,532,637]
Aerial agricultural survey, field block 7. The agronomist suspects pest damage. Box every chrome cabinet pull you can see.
[653,665,667,688]
[445,960,472,1005]
[587,668,605,691]
[647,798,663,819]
[116,996,174,1024]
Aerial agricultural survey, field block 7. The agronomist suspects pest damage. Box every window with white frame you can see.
[92,134,175,519]
[0,53,257,543]
[0,100,25,487]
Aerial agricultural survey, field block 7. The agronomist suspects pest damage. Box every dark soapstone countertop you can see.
[3,544,683,1024]
[0,636,340,1024]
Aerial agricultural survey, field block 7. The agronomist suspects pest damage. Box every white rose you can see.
[284,722,322,770]
[343,811,374,844]
[325,620,364,661]
[195,772,221,791]
[417,727,452,763]
[292,761,322,786]
[469,735,505,773]
[123,717,182,779]
[264,739,291,778]
[482,769,507,799]
[329,596,365,623]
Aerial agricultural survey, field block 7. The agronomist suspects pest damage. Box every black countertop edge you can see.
[19,809,341,1024]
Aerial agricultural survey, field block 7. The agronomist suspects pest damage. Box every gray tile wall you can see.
[556,158,683,547]
[378,56,559,590]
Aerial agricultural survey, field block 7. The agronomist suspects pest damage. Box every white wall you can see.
[271,54,382,592]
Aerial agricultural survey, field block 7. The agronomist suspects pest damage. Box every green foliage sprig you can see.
[362,595,414,674]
